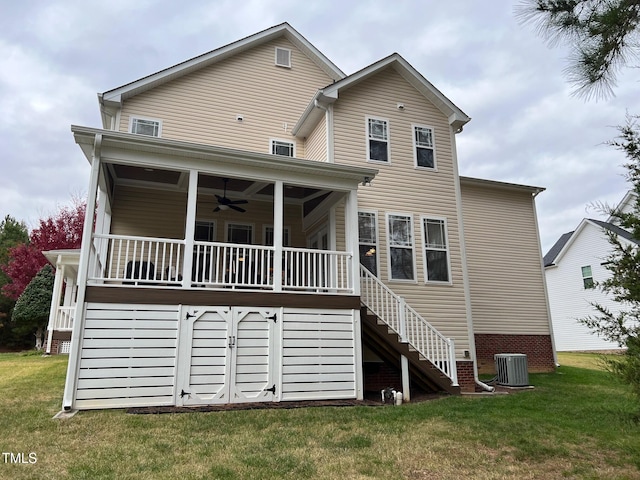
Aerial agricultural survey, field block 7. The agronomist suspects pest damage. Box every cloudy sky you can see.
[1,0,637,253]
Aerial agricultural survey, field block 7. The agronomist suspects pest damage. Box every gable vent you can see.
[275,47,291,68]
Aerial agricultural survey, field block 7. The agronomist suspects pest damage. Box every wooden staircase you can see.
[361,307,460,394]
[359,266,460,395]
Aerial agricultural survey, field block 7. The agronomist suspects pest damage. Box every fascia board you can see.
[551,218,613,266]
[459,176,545,194]
[71,126,378,187]
[101,23,344,105]
[320,54,470,129]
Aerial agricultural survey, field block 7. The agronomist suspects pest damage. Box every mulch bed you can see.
[126,391,449,414]
[127,399,381,414]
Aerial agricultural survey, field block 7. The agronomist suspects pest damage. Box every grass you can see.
[0,352,638,479]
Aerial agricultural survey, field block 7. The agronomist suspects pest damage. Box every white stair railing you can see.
[360,265,458,386]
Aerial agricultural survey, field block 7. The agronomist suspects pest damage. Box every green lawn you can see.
[0,351,638,479]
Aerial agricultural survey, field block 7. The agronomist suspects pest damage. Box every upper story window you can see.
[275,47,292,68]
[367,117,389,163]
[358,211,378,276]
[271,139,295,157]
[581,265,595,289]
[413,125,436,169]
[387,213,415,281]
[129,116,162,137]
[422,217,450,283]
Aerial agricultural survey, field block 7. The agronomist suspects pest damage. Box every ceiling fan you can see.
[214,178,248,213]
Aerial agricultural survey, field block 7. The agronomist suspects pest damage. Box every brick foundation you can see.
[456,360,476,392]
[363,362,402,393]
[475,333,555,374]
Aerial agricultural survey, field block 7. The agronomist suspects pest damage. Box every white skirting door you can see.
[176,306,278,406]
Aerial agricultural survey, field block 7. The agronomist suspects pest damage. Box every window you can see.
[358,211,378,276]
[194,220,216,242]
[387,214,415,281]
[581,265,594,289]
[275,47,291,68]
[129,116,162,137]
[271,139,295,157]
[367,117,389,162]
[227,223,253,244]
[264,226,291,246]
[413,125,436,169]
[422,217,450,283]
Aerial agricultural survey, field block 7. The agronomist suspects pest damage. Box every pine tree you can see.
[580,115,640,407]
[517,0,640,99]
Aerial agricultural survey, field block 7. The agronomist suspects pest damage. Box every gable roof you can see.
[544,218,639,267]
[543,231,573,267]
[607,190,637,222]
[292,53,471,137]
[98,23,345,123]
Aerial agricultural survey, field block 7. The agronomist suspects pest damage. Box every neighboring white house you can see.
[544,192,638,351]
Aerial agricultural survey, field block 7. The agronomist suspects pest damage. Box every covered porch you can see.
[73,127,378,297]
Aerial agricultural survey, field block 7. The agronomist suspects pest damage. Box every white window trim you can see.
[274,47,292,68]
[420,215,452,285]
[270,138,296,157]
[581,265,595,289]
[358,210,379,277]
[412,124,437,171]
[386,212,417,283]
[263,225,291,246]
[365,116,391,164]
[225,221,255,244]
[129,115,163,137]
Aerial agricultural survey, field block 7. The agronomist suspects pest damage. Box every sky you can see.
[0,0,637,253]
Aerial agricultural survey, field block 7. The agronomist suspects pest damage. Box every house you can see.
[52,23,554,411]
[544,191,637,351]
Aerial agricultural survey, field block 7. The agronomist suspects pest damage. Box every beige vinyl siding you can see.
[110,184,305,247]
[305,114,327,162]
[119,38,333,156]
[461,183,550,335]
[332,67,470,354]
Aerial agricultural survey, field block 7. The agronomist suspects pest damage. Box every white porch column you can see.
[46,259,65,354]
[344,188,360,295]
[401,355,411,402]
[62,134,102,410]
[273,180,284,292]
[181,170,198,288]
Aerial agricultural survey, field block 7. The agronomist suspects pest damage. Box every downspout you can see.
[314,99,334,163]
[450,124,495,393]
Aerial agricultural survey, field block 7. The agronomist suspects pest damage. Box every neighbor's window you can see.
[387,214,415,281]
[422,217,450,282]
[358,211,378,276]
[367,117,389,162]
[130,117,162,137]
[413,125,436,169]
[581,265,594,289]
[271,139,295,157]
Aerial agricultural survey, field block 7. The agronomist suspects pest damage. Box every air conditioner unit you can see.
[494,353,529,387]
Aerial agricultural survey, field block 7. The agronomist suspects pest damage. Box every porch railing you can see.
[283,247,353,293]
[87,234,355,293]
[89,234,185,285]
[360,265,458,385]
[52,306,75,331]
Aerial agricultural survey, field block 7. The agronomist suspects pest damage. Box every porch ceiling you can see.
[72,126,378,191]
